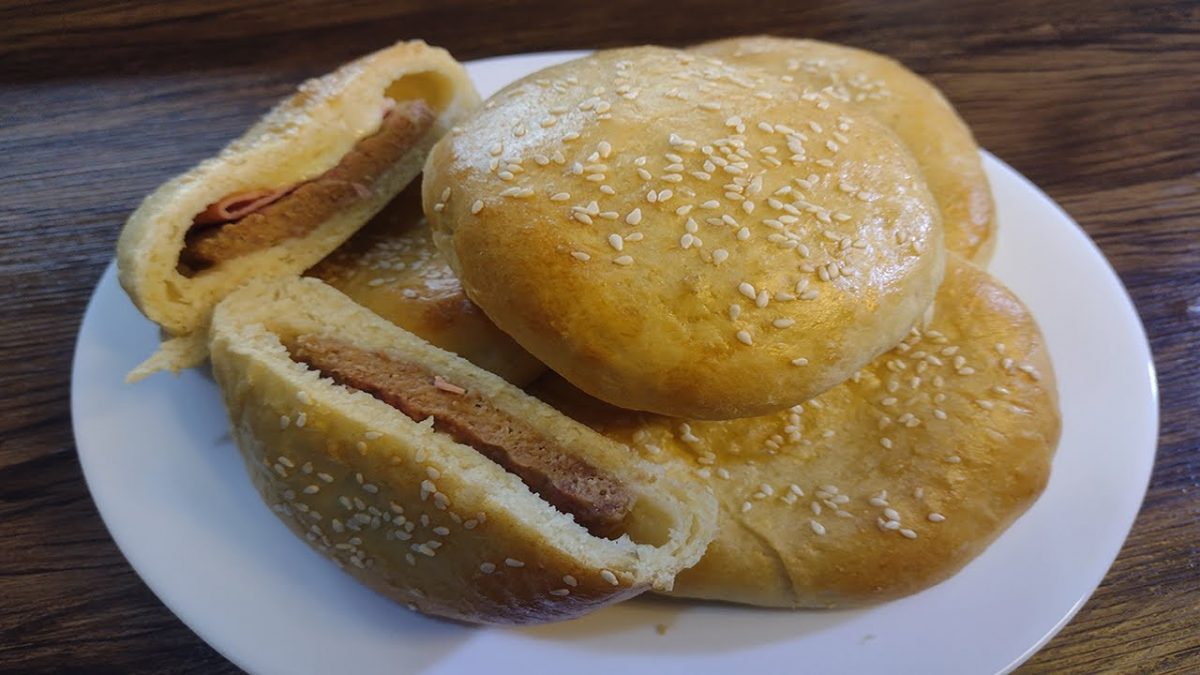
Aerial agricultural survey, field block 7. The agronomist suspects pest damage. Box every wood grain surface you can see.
[2,0,1197,672]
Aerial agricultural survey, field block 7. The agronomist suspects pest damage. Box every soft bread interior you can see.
[210,277,717,592]
[119,41,481,379]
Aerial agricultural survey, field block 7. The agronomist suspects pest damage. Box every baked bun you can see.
[424,46,944,420]
[693,36,995,263]
[306,181,545,385]
[118,40,479,380]
[535,256,1059,607]
[208,276,717,625]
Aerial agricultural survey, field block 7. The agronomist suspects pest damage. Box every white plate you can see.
[72,51,1158,675]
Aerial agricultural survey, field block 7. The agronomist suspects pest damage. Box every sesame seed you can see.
[295,412,307,428]
[608,234,624,251]
[729,303,742,320]
[480,562,496,574]
[364,431,382,440]
[505,558,525,568]
[550,589,571,597]
[712,248,730,264]
[946,455,962,464]
[470,200,484,215]
[433,526,450,536]
[625,208,642,225]
[791,357,809,366]
[550,192,571,201]
[773,318,795,328]
[810,520,827,535]
[601,569,619,586]
[571,251,591,261]
[900,528,918,539]
[613,255,634,266]
[928,513,946,523]
[736,330,753,346]
[563,574,578,587]
[701,200,720,209]
[573,212,593,225]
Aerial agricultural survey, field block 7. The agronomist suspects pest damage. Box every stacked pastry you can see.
[117,37,1059,623]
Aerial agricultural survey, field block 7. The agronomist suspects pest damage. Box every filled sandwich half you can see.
[208,276,718,624]
[117,40,479,380]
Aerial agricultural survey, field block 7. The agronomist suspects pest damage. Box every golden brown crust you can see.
[693,36,995,264]
[208,277,717,624]
[535,256,1059,607]
[118,40,480,379]
[424,46,944,420]
[305,182,545,385]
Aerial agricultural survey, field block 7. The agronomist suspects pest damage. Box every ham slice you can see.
[178,99,435,274]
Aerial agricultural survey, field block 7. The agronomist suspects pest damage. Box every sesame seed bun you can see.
[118,40,480,380]
[535,256,1059,607]
[693,36,995,264]
[208,276,717,625]
[305,181,546,385]
[423,47,944,420]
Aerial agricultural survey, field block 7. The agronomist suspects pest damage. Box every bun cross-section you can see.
[117,40,479,380]
[207,276,717,624]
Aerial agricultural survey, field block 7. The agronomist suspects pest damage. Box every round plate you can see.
[72,51,1157,675]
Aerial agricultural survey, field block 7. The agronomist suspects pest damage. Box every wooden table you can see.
[2,1,1196,671]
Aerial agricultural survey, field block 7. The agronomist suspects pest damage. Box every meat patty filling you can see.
[288,334,636,538]
[179,99,436,274]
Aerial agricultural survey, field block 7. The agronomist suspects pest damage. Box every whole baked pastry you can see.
[118,41,479,380]
[536,256,1060,607]
[693,36,995,263]
[306,182,545,385]
[424,46,944,420]
[208,276,717,624]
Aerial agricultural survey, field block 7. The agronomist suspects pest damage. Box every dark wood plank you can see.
[0,0,1196,672]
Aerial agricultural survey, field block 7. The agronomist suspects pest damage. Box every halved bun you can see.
[208,276,717,624]
[536,256,1059,607]
[119,40,479,380]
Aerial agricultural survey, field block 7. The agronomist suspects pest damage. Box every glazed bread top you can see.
[424,46,943,419]
[537,256,1060,607]
[694,36,995,263]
